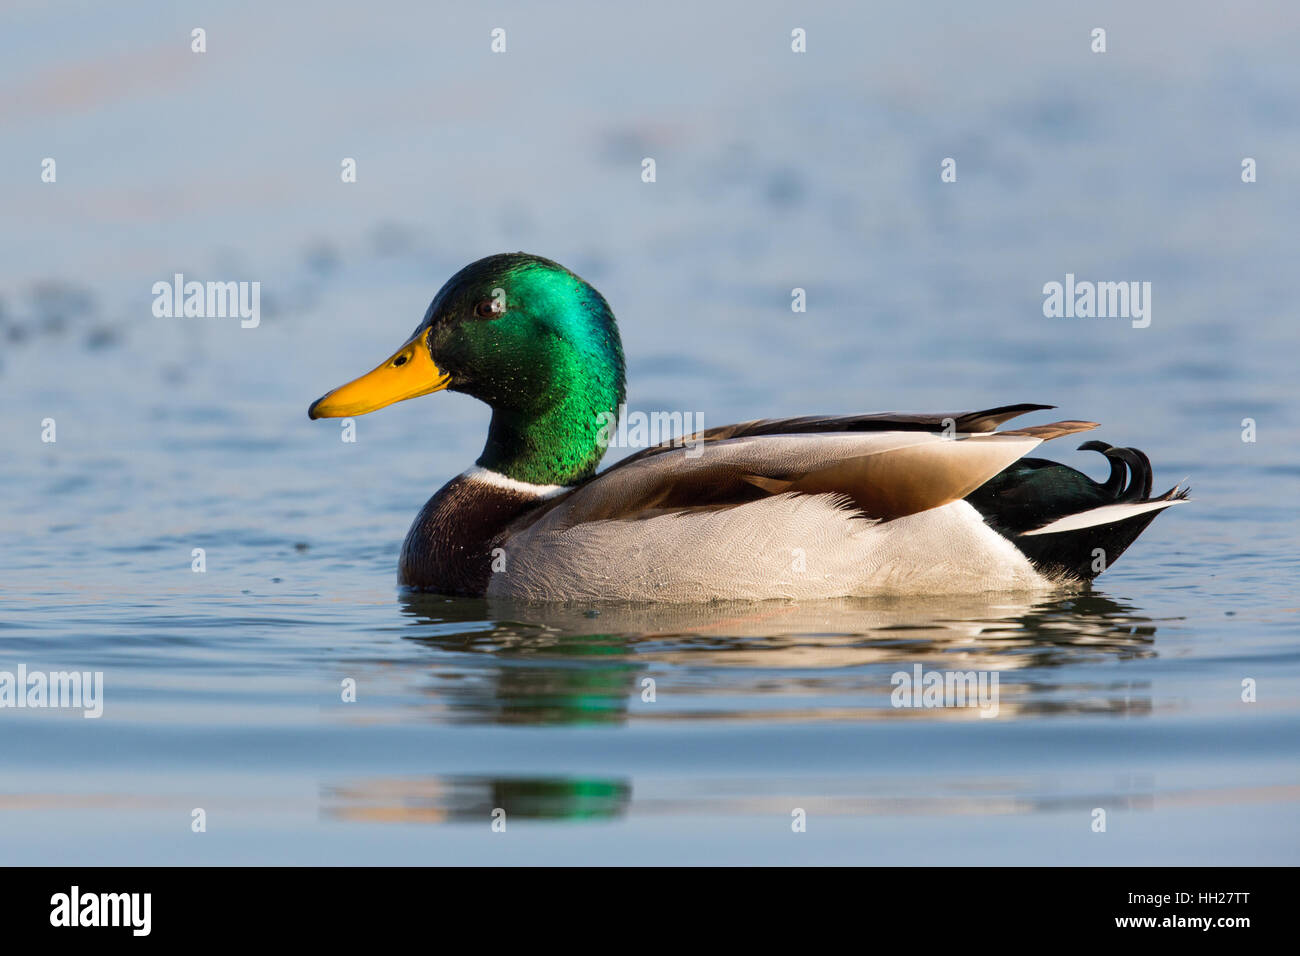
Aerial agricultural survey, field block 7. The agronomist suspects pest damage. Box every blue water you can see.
[1,0,1297,864]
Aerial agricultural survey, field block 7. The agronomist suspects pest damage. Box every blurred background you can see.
[0,0,1297,864]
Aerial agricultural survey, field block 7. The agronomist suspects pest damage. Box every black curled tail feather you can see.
[965,441,1186,582]
[1077,440,1127,497]
[1078,441,1153,500]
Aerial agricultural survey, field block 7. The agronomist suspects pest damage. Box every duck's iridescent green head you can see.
[308,253,625,486]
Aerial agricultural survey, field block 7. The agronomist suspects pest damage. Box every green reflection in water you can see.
[324,775,632,823]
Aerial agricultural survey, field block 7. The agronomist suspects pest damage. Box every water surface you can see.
[1,0,1297,864]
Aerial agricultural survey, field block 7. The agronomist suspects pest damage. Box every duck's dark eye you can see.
[474,299,501,319]
[392,353,409,367]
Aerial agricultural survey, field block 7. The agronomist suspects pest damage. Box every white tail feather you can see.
[1021,497,1186,537]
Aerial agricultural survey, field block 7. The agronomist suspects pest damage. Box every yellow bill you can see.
[308,328,451,419]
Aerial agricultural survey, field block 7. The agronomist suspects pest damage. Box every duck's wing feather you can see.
[519,417,1097,531]
[611,402,1055,471]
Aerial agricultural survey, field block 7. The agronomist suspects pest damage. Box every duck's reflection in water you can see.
[392,589,1161,726]
[321,769,1300,827]
[323,592,1167,825]
[324,775,631,824]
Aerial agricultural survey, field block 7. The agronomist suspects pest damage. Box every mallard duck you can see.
[309,253,1186,600]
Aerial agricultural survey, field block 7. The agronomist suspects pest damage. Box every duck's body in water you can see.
[310,253,1186,600]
